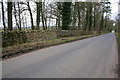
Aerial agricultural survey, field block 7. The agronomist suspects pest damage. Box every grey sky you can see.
[109,0,118,20]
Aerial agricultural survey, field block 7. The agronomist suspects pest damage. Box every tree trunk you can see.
[41,10,45,30]
[58,14,61,29]
[62,2,72,30]
[36,2,41,29]
[93,4,96,31]
[57,2,62,29]
[43,2,47,29]
[88,2,93,31]
[1,1,6,31]
[99,12,104,31]
[13,2,20,29]
[7,2,13,30]
[77,2,81,29]
[71,2,77,29]
[27,2,34,30]
[85,9,88,31]
[18,2,21,30]
[40,2,46,30]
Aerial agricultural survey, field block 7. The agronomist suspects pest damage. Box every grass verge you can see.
[117,33,120,78]
[115,33,120,78]
[2,34,99,60]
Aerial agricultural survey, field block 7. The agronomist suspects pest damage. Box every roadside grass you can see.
[2,34,99,60]
[116,33,120,44]
[118,33,120,78]
[115,32,120,78]
[118,34,120,45]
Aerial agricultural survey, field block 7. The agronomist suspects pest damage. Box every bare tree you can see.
[40,2,47,30]
[76,2,81,29]
[27,2,34,30]
[18,2,21,30]
[1,0,6,31]
[13,2,19,29]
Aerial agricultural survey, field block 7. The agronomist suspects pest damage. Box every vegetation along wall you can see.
[2,30,93,47]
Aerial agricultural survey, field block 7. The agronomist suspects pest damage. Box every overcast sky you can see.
[109,0,118,20]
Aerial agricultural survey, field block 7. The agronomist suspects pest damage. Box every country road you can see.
[2,33,118,78]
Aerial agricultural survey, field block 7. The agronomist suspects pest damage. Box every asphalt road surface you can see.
[2,33,118,78]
